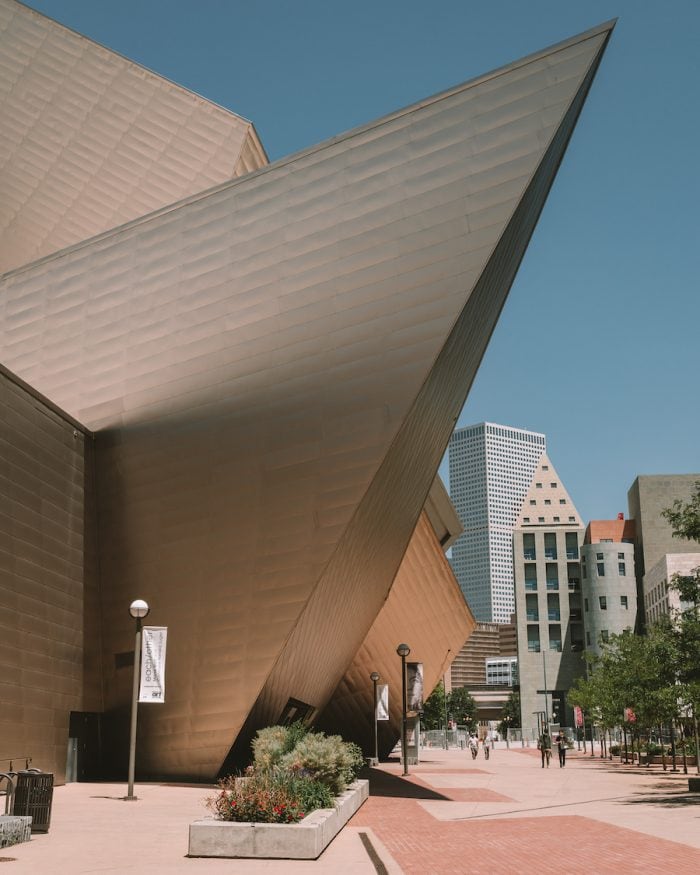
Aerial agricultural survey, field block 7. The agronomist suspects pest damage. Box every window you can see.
[523,533,536,560]
[550,482,557,488]
[596,552,603,560]
[542,465,549,471]
[601,630,609,643]
[618,562,626,575]
[568,516,576,522]
[618,552,625,559]
[584,598,589,612]
[530,499,536,505]
[599,595,607,610]
[536,482,542,489]
[544,499,551,505]
[553,516,560,522]
[544,533,557,560]
[523,517,530,523]
[597,563,605,576]
[559,498,566,505]
[586,631,591,645]
[621,595,628,609]
[538,517,545,523]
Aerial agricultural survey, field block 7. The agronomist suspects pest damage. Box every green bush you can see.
[280,733,363,795]
[210,724,362,823]
[251,725,289,770]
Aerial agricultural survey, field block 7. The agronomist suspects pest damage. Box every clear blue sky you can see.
[24,0,700,523]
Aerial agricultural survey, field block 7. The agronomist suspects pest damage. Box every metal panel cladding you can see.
[0,0,266,275]
[0,21,614,777]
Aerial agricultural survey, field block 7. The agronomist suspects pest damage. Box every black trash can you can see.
[12,771,54,833]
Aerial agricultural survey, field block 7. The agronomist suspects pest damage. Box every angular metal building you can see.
[0,0,614,781]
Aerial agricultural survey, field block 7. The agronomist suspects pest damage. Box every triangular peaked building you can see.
[513,452,586,736]
[0,0,615,779]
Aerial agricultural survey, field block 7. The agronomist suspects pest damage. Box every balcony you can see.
[566,549,579,560]
[568,578,581,590]
[527,642,541,653]
[525,580,537,591]
[523,549,536,560]
[546,579,559,590]
[526,610,539,621]
[544,549,557,560]
[548,610,561,621]
[549,640,562,652]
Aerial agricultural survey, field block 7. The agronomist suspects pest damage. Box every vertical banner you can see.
[376,684,389,720]
[406,662,424,712]
[574,705,583,728]
[623,707,636,723]
[139,626,167,703]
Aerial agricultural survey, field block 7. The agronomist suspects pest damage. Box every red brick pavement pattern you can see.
[350,796,700,875]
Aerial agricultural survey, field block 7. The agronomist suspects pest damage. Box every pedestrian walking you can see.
[484,732,493,760]
[556,730,568,767]
[469,733,479,760]
[539,726,552,768]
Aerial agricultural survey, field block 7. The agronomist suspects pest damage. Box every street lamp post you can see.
[396,643,410,776]
[126,598,150,800]
[370,671,380,766]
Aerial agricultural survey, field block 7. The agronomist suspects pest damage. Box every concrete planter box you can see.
[0,815,32,848]
[188,779,369,859]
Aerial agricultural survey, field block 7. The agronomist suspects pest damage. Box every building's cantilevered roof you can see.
[0,0,266,275]
[0,20,614,777]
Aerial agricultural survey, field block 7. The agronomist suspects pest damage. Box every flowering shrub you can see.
[208,723,363,823]
[209,772,331,824]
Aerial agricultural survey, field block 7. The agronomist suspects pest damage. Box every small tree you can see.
[447,686,477,733]
[421,680,448,730]
[663,482,700,771]
[498,691,520,738]
[661,481,700,543]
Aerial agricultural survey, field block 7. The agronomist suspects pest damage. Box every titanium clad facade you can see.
[0,15,614,779]
[0,0,266,275]
[0,366,92,783]
[314,511,474,758]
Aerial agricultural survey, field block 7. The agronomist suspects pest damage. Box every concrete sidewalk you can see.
[2,748,699,873]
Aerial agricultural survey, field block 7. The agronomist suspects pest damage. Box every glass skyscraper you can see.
[448,422,546,622]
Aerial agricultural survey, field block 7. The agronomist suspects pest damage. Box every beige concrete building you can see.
[513,453,585,735]
[0,0,614,781]
[643,553,700,624]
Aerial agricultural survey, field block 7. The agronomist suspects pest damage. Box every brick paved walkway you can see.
[3,747,699,873]
[351,747,700,874]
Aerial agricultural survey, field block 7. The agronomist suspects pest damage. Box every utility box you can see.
[12,771,54,833]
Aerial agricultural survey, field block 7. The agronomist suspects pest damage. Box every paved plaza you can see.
[3,746,699,873]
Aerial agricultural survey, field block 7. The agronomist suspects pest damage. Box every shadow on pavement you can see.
[623,793,700,808]
[363,768,450,801]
